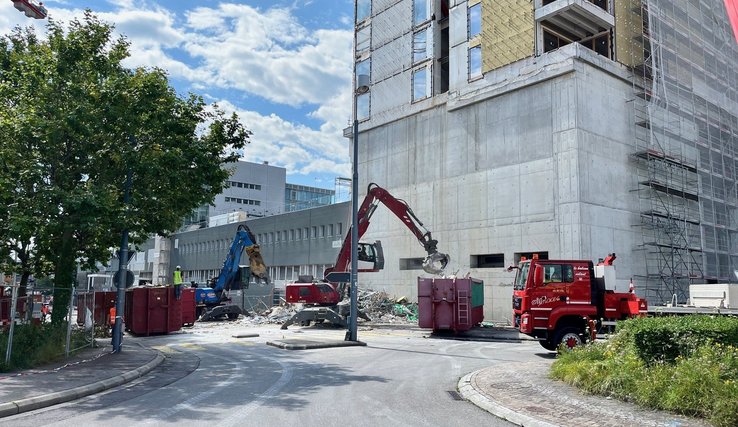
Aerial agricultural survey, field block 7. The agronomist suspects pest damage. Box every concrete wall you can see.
[356,45,647,322]
[214,161,286,217]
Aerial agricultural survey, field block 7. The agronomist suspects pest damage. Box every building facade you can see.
[352,0,738,322]
[285,183,335,212]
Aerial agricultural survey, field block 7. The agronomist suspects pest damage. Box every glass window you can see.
[468,3,481,38]
[357,0,370,22]
[328,224,334,236]
[469,46,482,79]
[357,92,370,120]
[543,264,574,284]
[413,29,428,63]
[356,26,371,53]
[413,0,430,26]
[356,58,371,86]
[412,66,430,101]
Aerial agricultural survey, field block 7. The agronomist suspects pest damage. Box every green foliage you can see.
[0,11,251,322]
[551,316,738,426]
[615,315,738,364]
[0,323,89,372]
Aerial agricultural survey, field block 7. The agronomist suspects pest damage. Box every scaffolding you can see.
[624,0,738,304]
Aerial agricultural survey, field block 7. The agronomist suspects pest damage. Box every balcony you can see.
[536,0,614,40]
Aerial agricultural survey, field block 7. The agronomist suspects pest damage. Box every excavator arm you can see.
[212,224,269,295]
[328,183,449,276]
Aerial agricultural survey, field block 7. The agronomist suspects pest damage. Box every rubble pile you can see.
[357,289,418,324]
[240,304,297,325]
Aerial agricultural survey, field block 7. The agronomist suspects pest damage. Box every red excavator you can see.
[281,183,449,329]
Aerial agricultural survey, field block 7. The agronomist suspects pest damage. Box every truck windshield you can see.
[513,262,530,290]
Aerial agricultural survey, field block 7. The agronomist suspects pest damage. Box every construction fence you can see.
[0,283,99,369]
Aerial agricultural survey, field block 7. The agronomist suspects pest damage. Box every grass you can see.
[0,323,90,372]
[551,316,738,427]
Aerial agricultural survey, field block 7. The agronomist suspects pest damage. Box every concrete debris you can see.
[230,288,419,326]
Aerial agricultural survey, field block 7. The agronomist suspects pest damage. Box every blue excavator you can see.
[195,224,270,321]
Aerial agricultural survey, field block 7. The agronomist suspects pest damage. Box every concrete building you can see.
[352,0,738,322]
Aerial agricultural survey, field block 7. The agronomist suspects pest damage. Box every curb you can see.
[266,340,367,350]
[0,348,165,418]
[457,371,557,427]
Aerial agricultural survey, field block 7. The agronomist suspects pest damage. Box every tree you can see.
[0,12,251,324]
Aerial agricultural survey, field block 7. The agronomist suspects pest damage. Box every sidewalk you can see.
[459,358,711,427]
[0,339,164,418]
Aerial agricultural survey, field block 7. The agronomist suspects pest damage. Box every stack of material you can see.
[240,305,297,325]
[358,289,417,324]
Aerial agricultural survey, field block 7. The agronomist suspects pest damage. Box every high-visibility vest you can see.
[173,270,183,286]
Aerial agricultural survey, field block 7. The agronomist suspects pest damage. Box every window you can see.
[543,264,574,284]
[356,0,371,23]
[469,46,482,79]
[225,197,231,202]
[356,26,371,54]
[237,182,243,188]
[320,225,325,237]
[413,0,430,26]
[468,3,481,38]
[312,226,317,238]
[356,58,371,87]
[290,229,295,241]
[412,66,430,101]
[413,29,429,63]
[328,224,334,236]
[357,92,370,120]
[304,227,310,240]
[337,223,343,236]
[400,257,426,270]
[471,253,504,268]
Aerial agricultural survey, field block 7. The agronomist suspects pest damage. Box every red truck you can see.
[511,253,647,350]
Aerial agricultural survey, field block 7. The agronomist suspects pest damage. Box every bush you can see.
[0,323,89,372]
[616,315,738,364]
[552,317,738,427]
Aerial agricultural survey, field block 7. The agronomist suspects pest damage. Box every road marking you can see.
[220,357,294,426]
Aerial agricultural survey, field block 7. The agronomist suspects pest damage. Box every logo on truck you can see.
[532,296,558,306]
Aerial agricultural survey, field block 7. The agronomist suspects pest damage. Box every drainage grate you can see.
[447,390,465,401]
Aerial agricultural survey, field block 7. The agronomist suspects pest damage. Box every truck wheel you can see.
[554,327,584,350]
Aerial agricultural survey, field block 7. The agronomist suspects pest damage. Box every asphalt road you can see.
[3,323,544,426]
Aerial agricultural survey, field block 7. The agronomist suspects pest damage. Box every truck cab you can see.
[512,255,647,350]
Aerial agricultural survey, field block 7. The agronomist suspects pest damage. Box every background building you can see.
[352,0,738,322]
[285,183,335,212]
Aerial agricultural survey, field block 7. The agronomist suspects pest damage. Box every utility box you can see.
[125,287,182,336]
[180,288,197,326]
[690,284,738,308]
[418,277,484,333]
[76,291,118,326]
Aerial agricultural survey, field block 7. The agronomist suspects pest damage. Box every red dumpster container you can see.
[418,277,484,333]
[76,291,118,326]
[125,287,182,336]
[180,288,196,326]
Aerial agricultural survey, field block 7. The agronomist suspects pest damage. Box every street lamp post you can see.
[348,73,370,342]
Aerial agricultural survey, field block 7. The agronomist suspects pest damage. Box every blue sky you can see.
[1,0,355,196]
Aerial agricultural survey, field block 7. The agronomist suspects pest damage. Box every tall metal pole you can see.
[112,155,132,353]
[349,111,359,342]
[5,278,17,365]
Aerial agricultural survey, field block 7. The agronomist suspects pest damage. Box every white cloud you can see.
[216,100,351,179]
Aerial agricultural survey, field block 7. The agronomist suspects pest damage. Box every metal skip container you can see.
[125,287,182,336]
[418,277,484,333]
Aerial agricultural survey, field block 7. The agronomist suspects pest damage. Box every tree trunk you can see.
[51,228,75,325]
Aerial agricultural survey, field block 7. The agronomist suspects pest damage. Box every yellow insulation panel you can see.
[614,0,645,68]
[482,0,535,72]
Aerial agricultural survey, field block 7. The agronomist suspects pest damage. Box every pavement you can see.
[0,328,710,426]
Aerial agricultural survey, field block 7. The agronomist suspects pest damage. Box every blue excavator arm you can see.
[212,224,269,294]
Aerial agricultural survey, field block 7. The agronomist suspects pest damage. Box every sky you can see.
[0,0,356,197]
